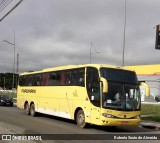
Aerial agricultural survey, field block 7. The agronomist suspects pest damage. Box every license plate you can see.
[121,121,128,125]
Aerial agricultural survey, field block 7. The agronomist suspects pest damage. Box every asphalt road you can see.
[0,105,160,143]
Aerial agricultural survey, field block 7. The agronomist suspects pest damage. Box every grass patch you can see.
[141,103,160,122]
[141,104,160,115]
[142,115,160,122]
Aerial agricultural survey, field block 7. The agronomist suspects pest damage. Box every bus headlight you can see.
[134,115,140,119]
[102,113,115,118]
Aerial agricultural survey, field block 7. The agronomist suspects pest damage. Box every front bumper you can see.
[100,118,140,126]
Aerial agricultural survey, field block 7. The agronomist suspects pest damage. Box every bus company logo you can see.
[21,89,36,93]
[2,135,12,140]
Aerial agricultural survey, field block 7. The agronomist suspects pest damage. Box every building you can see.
[124,64,160,102]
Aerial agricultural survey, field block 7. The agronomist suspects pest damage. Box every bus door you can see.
[86,67,101,124]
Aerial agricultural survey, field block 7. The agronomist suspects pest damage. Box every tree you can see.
[0,73,19,90]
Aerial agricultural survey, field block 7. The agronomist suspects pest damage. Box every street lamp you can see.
[90,41,101,63]
[3,31,15,91]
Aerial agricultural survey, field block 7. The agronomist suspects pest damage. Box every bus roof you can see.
[20,64,128,76]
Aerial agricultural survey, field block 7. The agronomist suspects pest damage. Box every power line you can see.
[0,0,23,22]
[0,0,5,5]
[0,0,12,12]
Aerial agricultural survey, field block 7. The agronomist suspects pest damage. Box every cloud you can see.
[0,0,160,73]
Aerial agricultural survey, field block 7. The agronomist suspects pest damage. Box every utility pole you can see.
[3,30,15,91]
[122,0,127,66]
[16,53,19,88]
[90,41,101,63]
[16,53,19,73]
[3,77,5,90]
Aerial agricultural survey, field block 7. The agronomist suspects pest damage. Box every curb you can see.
[141,120,160,130]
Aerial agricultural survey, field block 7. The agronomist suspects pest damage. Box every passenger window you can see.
[41,73,50,86]
[49,72,61,85]
[63,68,85,86]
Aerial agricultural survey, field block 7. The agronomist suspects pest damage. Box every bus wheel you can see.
[30,103,36,117]
[76,110,86,128]
[25,103,30,115]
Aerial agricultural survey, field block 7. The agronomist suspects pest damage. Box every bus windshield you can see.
[100,68,141,111]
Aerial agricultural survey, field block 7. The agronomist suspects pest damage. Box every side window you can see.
[33,74,42,86]
[77,68,85,86]
[60,71,65,85]
[63,68,85,86]
[26,75,33,86]
[86,67,100,107]
[64,70,72,85]
[18,68,85,87]
[49,72,61,86]
[19,75,27,86]
[72,68,85,86]
[41,73,50,86]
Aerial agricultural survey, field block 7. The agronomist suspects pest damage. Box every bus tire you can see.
[76,110,86,128]
[30,103,36,117]
[25,103,30,115]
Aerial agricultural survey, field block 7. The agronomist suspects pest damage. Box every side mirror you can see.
[100,77,108,93]
[140,82,150,97]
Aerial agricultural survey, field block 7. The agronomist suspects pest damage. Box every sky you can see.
[0,0,160,73]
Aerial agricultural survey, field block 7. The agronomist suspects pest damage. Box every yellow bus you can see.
[17,64,141,128]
